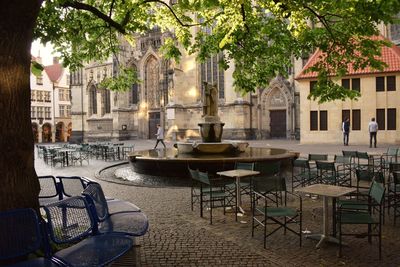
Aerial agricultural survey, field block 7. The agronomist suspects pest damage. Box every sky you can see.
[31,40,59,65]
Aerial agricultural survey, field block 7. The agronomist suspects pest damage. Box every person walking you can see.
[368,117,378,148]
[154,124,166,149]
[342,117,350,146]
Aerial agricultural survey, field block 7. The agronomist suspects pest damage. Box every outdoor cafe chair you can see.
[254,161,283,206]
[337,180,385,259]
[43,196,134,266]
[291,158,311,191]
[0,208,60,267]
[251,176,302,248]
[380,147,398,176]
[57,176,89,198]
[38,175,62,207]
[334,155,352,187]
[194,170,236,224]
[82,182,148,236]
[316,161,337,185]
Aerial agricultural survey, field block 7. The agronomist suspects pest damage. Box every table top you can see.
[296,184,356,198]
[216,169,260,178]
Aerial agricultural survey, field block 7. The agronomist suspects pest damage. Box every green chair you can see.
[337,180,385,259]
[225,162,255,204]
[316,161,337,185]
[291,159,318,191]
[251,176,302,248]
[334,155,352,187]
[195,170,236,224]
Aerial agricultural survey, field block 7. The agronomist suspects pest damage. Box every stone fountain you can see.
[175,82,249,154]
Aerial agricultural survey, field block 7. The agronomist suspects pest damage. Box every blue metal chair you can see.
[43,196,133,267]
[38,175,62,207]
[82,182,148,236]
[0,208,59,267]
[57,176,89,198]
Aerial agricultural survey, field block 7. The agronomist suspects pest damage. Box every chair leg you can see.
[339,214,342,258]
[210,200,213,225]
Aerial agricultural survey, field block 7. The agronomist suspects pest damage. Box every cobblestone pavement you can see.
[35,140,400,266]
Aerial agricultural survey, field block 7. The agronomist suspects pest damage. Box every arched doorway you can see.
[32,123,38,143]
[260,77,293,139]
[42,123,52,143]
[56,122,65,142]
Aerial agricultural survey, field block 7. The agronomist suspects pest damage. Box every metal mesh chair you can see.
[82,182,148,236]
[38,175,61,207]
[57,176,88,198]
[0,208,58,267]
[43,196,133,267]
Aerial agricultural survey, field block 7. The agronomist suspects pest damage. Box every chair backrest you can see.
[389,162,400,173]
[316,161,335,171]
[188,167,199,181]
[38,175,60,199]
[292,158,309,168]
[0,208,43,260]
[386,147,398,156]
[43,196,94,244]
[369,181,386,205]
[342,150,357,158]
[235,162,255,171]
[356,169,374,182]
[308,154,328,161]
[393,171,400,184]
[82,182,110,222]
[253,176,286,193]
[255,161,281,176]
[356,151,369,160]
[334,155,351,164]
[373,171,385,184]
[57,176,87,198]
[197,171,211,185]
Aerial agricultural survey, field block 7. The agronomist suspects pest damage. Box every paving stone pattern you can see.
[35,140,400,266]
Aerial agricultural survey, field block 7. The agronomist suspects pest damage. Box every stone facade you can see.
[70,29,300,142]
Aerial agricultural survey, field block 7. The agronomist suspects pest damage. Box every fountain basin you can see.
[174,141,249,154]
[129,147,298,177]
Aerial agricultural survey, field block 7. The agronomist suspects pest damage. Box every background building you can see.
[69,18,400,144]
[31,57,71,143]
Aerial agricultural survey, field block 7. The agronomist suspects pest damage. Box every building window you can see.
[45,107,51,119]
[130,83,139,105]
[310,81,317,94]
[310,111,318,131]
[44,91,50,102]
[376,76,396,91]
[341,78,360,92]
[376,77,385,91]
[59,105,65,117]
[31,90,36,101]
[65,89,71,101]
[376,109,385,130]
[319,110,328,131]
[387,76,396,91]
[31,106,36,119]
[352,78,360,92]
[37,91,43,102]
[101,89,111,115]
[352,109,361,130]
[341,79,350,89]
[200,53,225,99]
[89,86,97,115]
[342,110,350,125]
[66,106,71,117]
[36,75,43,85]
[37,107,43,119]
[387,108,396,130]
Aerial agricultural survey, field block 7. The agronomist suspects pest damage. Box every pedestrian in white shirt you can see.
[368,117,378,148]
[154,124,166,149]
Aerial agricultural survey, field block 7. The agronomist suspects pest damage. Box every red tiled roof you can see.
[296,36,400,80]
[44,63,63,82]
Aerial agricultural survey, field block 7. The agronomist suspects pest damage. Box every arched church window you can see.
[89,85,97,115]
[200,53,225,99]
[101,89,111,115]
[129,65,139,105]
[145,55,160,109]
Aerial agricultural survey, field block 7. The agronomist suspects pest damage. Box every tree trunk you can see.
[0,1,43,211]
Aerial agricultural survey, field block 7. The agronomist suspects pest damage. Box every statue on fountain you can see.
[198,82,224,142]
[202,81,219,121]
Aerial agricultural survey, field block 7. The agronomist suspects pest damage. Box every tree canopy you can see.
[35,0,400,102]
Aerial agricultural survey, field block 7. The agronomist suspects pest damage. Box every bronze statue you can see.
[202,82,218,118]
